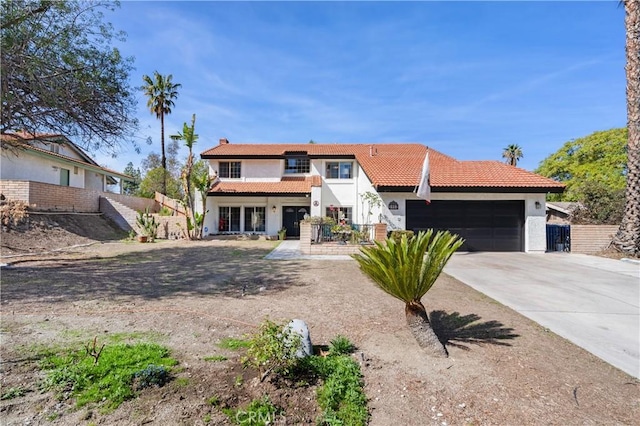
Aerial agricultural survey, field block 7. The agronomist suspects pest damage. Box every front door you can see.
[282,206,309,239]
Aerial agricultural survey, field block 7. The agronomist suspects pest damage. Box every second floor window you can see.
[219,161,241,178]
[326,162,353,179]
[284,157,310,174]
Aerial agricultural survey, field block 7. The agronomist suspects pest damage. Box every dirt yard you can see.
[1,215,639,425]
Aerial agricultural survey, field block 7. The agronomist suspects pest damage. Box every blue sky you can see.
[94,1,626,173]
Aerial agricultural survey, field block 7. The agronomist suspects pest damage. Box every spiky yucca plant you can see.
[352,230,463,357]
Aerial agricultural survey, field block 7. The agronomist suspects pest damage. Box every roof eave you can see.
[376,185,565,194]
[207,192,310,197]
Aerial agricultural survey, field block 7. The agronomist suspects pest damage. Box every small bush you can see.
[0,200,30,229]
[158,206,173,216]
[328,335,355,356]
[132,364,170,390]
[242,319,302,382]
[389,230,415,242]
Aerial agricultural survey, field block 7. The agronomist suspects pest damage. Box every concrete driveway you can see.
[444,252,640,378]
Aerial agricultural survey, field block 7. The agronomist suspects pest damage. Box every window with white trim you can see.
[244,207,266,232]
[219,161,241,178]
[284,157,310,174]
[326,206,352,223]
[219,207,240,232]
[325,162,352,179]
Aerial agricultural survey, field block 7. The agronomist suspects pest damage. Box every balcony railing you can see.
[311,223,376,244]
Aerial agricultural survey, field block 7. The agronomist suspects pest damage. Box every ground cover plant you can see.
[39,339,177,412]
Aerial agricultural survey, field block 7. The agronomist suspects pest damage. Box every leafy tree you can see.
[535,128,628,202]
[141,138,181,176]
[352,231,463,358]
[502,144,523,166]
[172,114,200,240]
[570,181,625,225]
[191,160,216,239]
[122,162,141,196]
[613,0,640,256]
[141,71,181,195]
[138,167,181,200]
[0,0,137,154]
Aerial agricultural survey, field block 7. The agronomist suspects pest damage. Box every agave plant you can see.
[352,230,463,357]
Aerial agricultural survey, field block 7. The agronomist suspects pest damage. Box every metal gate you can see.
[546,224,570,252]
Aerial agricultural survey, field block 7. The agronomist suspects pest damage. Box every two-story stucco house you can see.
[1,132,131,192]
[200,139,564,252]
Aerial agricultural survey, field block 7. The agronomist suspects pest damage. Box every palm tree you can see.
[141,71,181,195]
[502,144,523,166]
[352,230,463,357]
[613,0,640,256]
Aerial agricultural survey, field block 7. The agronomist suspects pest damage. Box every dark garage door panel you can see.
[406,200,524,252]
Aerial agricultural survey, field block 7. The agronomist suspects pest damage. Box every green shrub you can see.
[389,229,415,242]
[132,364,170,390]
[242,319,302,382]
[158,206,173,216]
[328,335,355,356]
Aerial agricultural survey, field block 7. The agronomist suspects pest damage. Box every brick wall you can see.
[570,225,618,254]
[0,180,156,213]
[0,180,29,203]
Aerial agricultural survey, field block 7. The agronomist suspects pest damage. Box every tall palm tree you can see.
[141,71,181,195]
[502,144,524,166]
[352,230,463,358]
[613,0,640,256]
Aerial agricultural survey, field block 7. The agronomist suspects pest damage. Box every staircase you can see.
[99,196,139,233]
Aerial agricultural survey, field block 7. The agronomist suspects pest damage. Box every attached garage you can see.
[406,200,525,252]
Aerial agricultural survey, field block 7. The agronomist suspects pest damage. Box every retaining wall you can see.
[570,225,618,254]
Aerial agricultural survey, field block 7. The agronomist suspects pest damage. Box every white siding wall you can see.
[1,150,84,188]
[202,195,310,236]
[84,170,105,191]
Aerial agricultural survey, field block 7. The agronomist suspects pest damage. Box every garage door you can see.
[406,200,524,252]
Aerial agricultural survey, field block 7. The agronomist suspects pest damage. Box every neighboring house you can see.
[200,139,564,252]
[0,132,131,192]
[546,201,579,224]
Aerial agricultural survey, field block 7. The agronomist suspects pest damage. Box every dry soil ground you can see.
[1,215,639,425]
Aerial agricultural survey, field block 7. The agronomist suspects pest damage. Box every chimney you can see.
[219,138,229,145]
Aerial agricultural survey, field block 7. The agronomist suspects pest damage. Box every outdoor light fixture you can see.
[272,205,277,213]
[535,201,541,210]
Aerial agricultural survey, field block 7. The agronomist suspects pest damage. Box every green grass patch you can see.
[295,337,368,425]
[1,386,27,400]
[105,331,165,344]
[223,395,282,426]
[40,342,177,412]
[203,355,228,362]
[218,337,250,350]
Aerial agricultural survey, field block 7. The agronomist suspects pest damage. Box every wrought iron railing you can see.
[311,223,375,244]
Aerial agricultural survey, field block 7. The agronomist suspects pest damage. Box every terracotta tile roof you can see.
[201,142,564,191]
[209,175,320,195]
[1,132,133,180]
